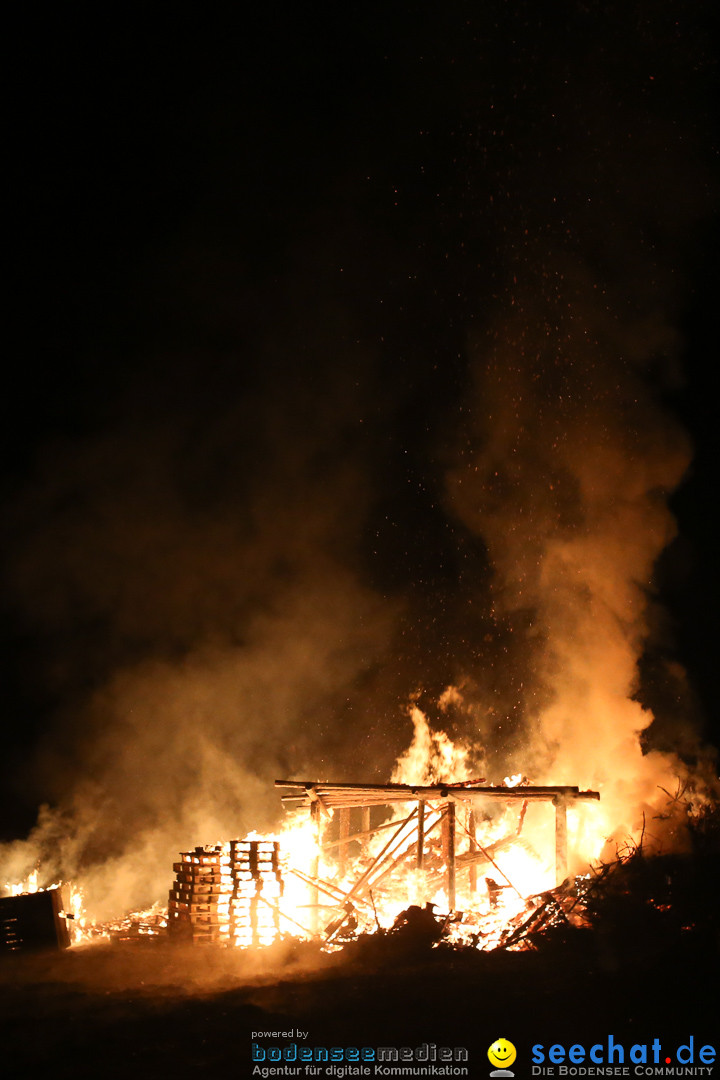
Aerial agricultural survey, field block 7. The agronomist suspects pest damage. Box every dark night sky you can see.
[2,3,718,867]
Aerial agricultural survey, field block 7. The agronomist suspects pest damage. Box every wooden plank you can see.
[277,782,600,830]
[340,807,418,905]
[321,816,413,850]
[179,913,226,926]
[276,779,600,804]
[351,808,444,900]
[171,883,227,897]
[554,794,568,886]
[446,801,456,910]
[310,801,321,933]
[306,786,332,819]
[468,809,477,892]
[287,868,369,909]
[338,808,351,877]
[173,864,231,877]
[169,899,230,914]
[172,874,230,887]
[416,801,425,871]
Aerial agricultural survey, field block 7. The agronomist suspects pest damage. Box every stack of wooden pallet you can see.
[168,839,283,946]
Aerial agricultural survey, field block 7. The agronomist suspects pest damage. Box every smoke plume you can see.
[0,338,400,919]
[444,254,714,853]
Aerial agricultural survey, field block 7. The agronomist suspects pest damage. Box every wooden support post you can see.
[446,802,456,911]
[468,809,477,893]
[416,800,425,871]
[338,807,351,877]
[361,806,370,834]
[310,801,321,933]
[553,794,568,886]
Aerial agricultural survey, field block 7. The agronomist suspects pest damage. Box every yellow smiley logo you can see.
[488,1038,517,1070]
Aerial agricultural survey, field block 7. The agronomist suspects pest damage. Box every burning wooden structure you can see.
[164,778,600,949]
[276,779,600,933]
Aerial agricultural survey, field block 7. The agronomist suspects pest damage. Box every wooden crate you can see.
[0,888,72,952]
